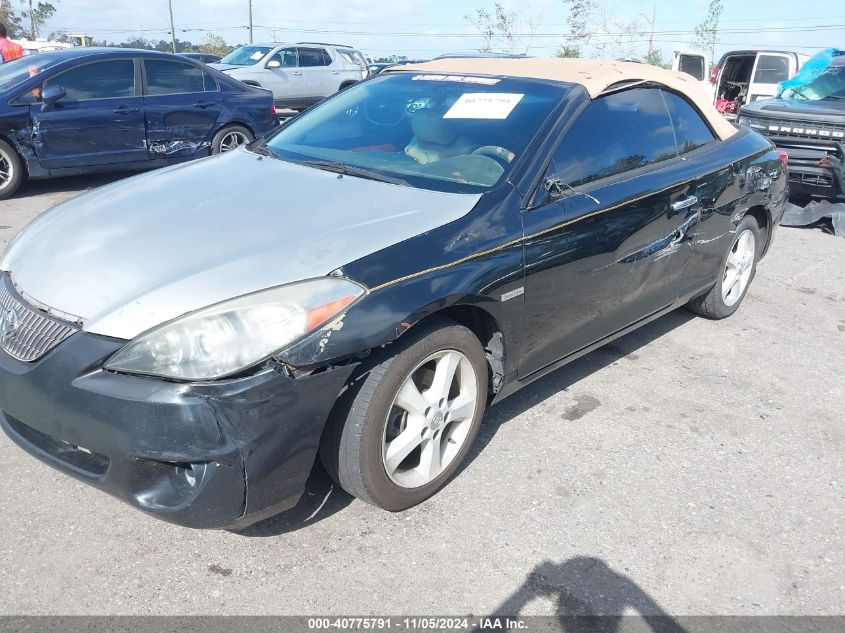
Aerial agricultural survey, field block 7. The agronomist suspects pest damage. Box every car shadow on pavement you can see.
[489,557,687,632]
[462,308,696,472]
[238,309,696,537]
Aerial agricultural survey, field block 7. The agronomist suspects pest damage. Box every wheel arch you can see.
[214,120,256,138]
[0,133,33,179]
[740,204,771,257]
[408,303,507,400]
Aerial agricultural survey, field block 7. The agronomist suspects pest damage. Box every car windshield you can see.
[781,63,845,101]
[263,73,565,193]
[219,46,273,66]
[0,54,65,93]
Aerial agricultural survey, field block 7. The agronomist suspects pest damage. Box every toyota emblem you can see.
[0,307,20,342]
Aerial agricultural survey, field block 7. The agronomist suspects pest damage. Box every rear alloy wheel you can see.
[211,125,254,154]
[688,214,761,319]
[320,318,488,511]
[0,139,24,200]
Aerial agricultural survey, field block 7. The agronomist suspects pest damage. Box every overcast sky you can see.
[41,0,844,60]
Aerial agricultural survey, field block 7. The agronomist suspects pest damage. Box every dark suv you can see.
[738,51,845,199]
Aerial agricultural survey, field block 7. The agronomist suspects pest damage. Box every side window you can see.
[661,90,716,154]
[678,55,705,81]
[321,49,333,66]
[549,88,677,188]
[202,71,218,92]
[145,60,205,95]
[298,48,329,67]
[269,48,298,68]
[754,55,791,84]
[44,60,135,101]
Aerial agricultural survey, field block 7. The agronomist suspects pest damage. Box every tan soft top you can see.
[385,57,736,140]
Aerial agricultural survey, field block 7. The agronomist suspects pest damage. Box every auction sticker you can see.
[412,74,500,85]
[443,93,524,119]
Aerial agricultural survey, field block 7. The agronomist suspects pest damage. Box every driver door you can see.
[30,58,148,168]
[519,88,699,377]
[263,47,306,104]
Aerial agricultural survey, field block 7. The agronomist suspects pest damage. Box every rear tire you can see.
[0,139,24,200]
[688,214,761,319]
[211,125,253,155]
[320,318,488,511]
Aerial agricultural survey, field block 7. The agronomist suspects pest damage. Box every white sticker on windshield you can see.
[250,51,265,60]
[412,74,500,85]
[443,93,524,120]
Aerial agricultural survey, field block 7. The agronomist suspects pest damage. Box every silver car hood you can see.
[1,148,481,340]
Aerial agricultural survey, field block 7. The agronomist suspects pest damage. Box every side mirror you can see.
[41,84,66,107]
[266,60,281,69]
[543,176,565,201]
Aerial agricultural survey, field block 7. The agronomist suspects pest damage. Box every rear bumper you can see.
[0,332,355,529]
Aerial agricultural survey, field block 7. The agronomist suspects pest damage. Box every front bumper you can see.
[783,146,845,198]
[0,332,355,529]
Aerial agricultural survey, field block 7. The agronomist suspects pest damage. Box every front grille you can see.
[789,172,835,188]
[0,274,78,362]
[743,115,845,142]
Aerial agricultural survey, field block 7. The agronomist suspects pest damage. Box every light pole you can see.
[168,0,177,53]
[248,0,253,44]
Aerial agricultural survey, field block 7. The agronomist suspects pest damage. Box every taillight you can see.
[710,65,720,84]
[777,150,788,167]
[270,103,277,117]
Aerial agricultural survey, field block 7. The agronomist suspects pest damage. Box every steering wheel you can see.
[472,146,515,169]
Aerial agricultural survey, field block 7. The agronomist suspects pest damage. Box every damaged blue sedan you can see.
[0,58,787,529]
[0,48,278,199]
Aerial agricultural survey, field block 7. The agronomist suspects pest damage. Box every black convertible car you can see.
[0,58,787,529]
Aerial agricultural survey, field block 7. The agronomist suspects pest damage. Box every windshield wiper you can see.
[293,159,409,186]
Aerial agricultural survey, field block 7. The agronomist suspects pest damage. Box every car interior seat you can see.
[405,111,475,164]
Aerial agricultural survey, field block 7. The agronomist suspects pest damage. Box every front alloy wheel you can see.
[320,318,488,511]
[383,350,478,488]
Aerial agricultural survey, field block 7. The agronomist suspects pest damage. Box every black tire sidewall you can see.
[0,139,24,200]
[353,322,488,511]
[211,125,253,155]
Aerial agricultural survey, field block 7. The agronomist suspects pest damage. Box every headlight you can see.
[737,116,751,129]
[105,277,366,381]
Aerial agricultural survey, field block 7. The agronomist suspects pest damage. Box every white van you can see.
[672,50,710,93]
[711,50,810,119]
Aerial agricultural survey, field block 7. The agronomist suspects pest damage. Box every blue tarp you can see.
[777,48,842,97]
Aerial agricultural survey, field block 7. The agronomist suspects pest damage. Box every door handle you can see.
[292,71,303,76]
[113,105,139,114]
[193,100,212,109]
[331,70,339,75]
[671,195,698,213]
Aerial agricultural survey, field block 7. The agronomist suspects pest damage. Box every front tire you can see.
[320,318,488,511]
[211,125,254,155]
[688,214,761,319]
[0,139,24,200]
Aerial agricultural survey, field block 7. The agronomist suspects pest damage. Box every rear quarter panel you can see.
[680,129,787,298]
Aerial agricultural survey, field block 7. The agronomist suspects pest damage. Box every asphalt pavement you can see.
[0,175,843,616]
